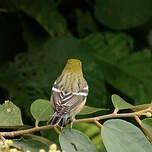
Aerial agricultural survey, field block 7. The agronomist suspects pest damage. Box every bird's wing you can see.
[52,91,85,115]
[51,82,88,116]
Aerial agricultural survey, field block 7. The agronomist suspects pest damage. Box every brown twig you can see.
[0,125,53,138]
[0,105,152,138]
[53,127,61,135]
[113,107,119,114]
[94,120,103,128]
[0,133,6,142]
[134,115,152,143]
[35,120,39,128]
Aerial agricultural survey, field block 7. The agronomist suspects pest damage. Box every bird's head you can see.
[62,59,83,76]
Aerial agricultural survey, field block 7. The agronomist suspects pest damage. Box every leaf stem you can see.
[35,120,39,127]
[113,107,119,114]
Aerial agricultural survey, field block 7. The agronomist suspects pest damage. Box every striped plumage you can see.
[47,59,88,128]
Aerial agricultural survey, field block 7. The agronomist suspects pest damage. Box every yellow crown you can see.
[62,58,82,75]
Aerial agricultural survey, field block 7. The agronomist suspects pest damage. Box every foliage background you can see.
[0,0,152,151]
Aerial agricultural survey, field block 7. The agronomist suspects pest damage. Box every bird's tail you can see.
[47,112,67,128]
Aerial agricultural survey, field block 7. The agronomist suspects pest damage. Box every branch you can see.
[0,125,53,138]
[94,120,103,128]
[0,106,152,138]
[134,115,152,143]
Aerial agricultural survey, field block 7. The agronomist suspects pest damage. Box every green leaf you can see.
[13,0,67,36]
[59,129,98,152]
[95,0,152,29]
[112,94,151,111]
[111,94,134,110]
[40,129,59,148]
[0,101,23,128]
[74,123,107,152]
[23,134,54,146]
[131,104,151,111]
[142,118,152,134]
[84,32,152,104]
[101,119,152,152]
[13,138,49,152]
[30,99,53,121]
[78,105,108,115]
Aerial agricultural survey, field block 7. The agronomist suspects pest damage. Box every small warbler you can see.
[48,59,88,128]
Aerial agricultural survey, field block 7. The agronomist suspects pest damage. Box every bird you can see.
[47,59,88,128]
